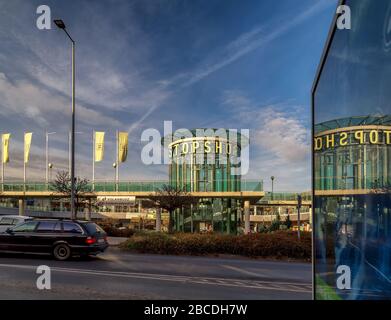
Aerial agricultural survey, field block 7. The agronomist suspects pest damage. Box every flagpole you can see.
[1,135,3,192]
[116,130,119,192]
[45,131,48,185]
[23,158,26,191]
[23,133,26,192]
[68,131,71,174]
[92,130,95,191]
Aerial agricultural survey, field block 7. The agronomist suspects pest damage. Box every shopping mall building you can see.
[164,128,262,233]
[0,128,275,234]
[0,127,310,233]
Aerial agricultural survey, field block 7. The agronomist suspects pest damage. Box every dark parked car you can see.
[0,219,109,260]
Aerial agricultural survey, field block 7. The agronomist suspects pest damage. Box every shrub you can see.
[120,231,311,260]
[285,214,292,229]
[269,218,281,232]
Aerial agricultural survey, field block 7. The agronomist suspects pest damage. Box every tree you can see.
[285,213,292,229]
[148,184,198,233]
[50,171,92,219]
[269,210,282,232]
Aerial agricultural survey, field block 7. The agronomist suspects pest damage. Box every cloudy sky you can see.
[0,0,337,191]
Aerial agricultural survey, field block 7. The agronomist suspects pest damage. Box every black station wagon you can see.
[0,219,109,260]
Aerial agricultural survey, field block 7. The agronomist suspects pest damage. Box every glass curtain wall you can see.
[313,0,391,299]
[167,130,245,233]
[169,138,242,192]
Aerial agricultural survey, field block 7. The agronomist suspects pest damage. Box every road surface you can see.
[0,247,312,299]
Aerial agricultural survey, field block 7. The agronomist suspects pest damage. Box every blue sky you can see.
[0,0,337,191]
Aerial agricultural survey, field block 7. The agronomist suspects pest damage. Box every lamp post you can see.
[112,162,117,191]
[271,176,275,201]
[54,19,76,220]
[45,131,56,185]
[115,130,119,192]
[297,194,302,240]
[68,131,83,173]
[48,163,53,182]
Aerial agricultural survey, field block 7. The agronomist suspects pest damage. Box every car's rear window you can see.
[84,223,105,235]
[63,222,84,234]
[36,221,61,232]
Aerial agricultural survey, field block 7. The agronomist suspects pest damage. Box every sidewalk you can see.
[107,237,128,246]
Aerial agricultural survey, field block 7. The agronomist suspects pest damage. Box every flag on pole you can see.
[94,131,105,162]
[118,132,128,163]
[2,133,10,163]
[24,132,32,164]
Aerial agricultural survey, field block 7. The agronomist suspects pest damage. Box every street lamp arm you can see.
[63,29,75,43]
[53,19,75,43]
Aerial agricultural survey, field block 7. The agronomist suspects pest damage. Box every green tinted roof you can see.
[315,115,391,134]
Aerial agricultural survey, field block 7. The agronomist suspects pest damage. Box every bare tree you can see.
[148,184,198,233]
[50,171,92,219]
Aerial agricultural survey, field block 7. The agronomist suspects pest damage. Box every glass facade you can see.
[313,0,391,299]
[168,130,244,192]
[172,198,242,234]
[167,129,247,233]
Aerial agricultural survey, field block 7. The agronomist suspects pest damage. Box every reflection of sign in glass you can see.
[314,128,391,151]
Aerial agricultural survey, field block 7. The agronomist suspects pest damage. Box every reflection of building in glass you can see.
[315,116,391,191]
[313,0,391,300]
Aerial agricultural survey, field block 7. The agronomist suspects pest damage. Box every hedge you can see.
[120,231,311,260]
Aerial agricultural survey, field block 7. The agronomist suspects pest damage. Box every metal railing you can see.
[314,176,391,191]
[93,181,168,192]
[260,192,312,202]
[173,180,263,192]
[0,180,263,193]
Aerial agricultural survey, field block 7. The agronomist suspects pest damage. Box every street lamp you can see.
[54,19,76,220]
[113,163,117,191]
[68,131,83,173]
[48,163,53,182]
[45,131,56,185]
[271,176,275,201]
[297,194,302,240]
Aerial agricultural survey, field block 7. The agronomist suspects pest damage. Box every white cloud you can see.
[221,90,311,191]
[254,107,310,162]
[0,72,121,129]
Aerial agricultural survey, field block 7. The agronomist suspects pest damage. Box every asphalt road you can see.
[0,247,312,300]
